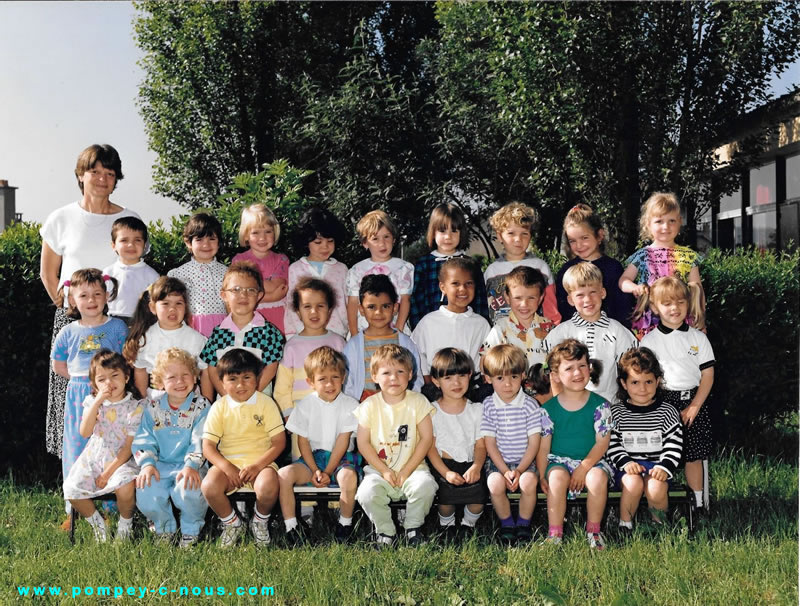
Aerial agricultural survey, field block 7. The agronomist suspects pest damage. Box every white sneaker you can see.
[179,534,199,548]
[588,532,606,550]
[219,520,244,548]
[92,521,108,543]
[250,516,271,547]
[114,524,133,542]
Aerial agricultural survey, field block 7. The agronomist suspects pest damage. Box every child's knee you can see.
[254,468,279,496]
[336,467,357,489]
[487,472,505,494]
[519,472,538,494]
[621,473,644,492]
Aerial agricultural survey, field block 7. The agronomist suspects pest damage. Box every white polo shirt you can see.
[640,323,715,391]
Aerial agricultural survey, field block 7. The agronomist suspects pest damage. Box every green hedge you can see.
[0,214,797,477]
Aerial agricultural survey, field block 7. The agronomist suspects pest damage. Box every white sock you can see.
[221,511,240,526]
[618,520,633,529]
[254,508,270,522]
[284,517,298,532]
[438,512,456,527]
[117,515,133,531]
[87,511,105,529]
[693,490,704,507]
[338,515,352,527]
[461,506,482,527]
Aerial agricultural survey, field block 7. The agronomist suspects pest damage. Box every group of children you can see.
[54,191,714,550]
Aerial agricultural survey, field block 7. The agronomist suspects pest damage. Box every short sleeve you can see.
[411,392,434,421]
[345,266,361,297]
[539,407,554,436]
[352,400,372,427]
[39,212,65,255]
[202,400,225,444]
[481,325,504,355]
[696,332,715,368]
[338,397,359,434]
[126,403,145,436]
[51,325,71,361]
[593,400,613,437]
[284,400,310,437]
[263,400,285,439]
[479,399,497,438]
[524,400,543,437]
[395,261,414,295]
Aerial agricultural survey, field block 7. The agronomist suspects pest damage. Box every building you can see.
[699,92,800,252]
[0,180,21,232]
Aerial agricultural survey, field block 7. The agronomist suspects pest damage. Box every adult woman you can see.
[39,144,141,469]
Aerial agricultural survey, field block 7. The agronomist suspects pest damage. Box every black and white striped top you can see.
[608,399,683,477]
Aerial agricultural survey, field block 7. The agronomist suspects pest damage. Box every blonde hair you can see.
[426,203,468,250]
[632,275,705,330]
[482,344,527,376]
[369,344,414,377]
[239,203,280,247]
[639,192,681,242]
[563,203,605,259]
[150,348,200,390]
[304,346,348,380]
[489,202,538,235]
[356,210,398,242]
[561,262,604,294]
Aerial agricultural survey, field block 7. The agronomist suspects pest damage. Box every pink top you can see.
[232,249,290,333]
[284,257,349,338]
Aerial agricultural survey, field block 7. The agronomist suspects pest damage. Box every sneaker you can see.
[250,516,271,547]
[334,522,353,544]
[179,534,199,549]
[155,532,176,545]
[542,535,562,546]
[405,527,426,546]
[219,520,244,548]
[284,525,307,547]
[498,526,516,545]
[114,524,133,542]
[92,521,109,543]
[375,533,394,549]
[588,531,606,550]
[515,525,533,543]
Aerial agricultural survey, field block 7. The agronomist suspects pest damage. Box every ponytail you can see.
[526,363,551,396]
[687,281,705,330]
[123,289,156,364]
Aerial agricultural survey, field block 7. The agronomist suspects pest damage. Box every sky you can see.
[1,1,798,226]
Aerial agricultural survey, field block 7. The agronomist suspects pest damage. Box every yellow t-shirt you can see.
[202,392,285,469]
[353,391,434,473]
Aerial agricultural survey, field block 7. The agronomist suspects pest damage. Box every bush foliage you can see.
[0,210,796,475]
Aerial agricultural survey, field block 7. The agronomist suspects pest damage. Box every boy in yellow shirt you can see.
[354,344,437,547]
[201,349,286,547]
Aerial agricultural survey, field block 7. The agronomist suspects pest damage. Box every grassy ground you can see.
[1,449,796,605]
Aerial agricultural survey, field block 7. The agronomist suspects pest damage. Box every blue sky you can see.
[1,1,798,225]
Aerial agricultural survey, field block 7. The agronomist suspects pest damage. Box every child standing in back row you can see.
[409,202,489,329]
[484,202,560,325]
[232,204,289,334]
[555,204,634,327]
[167,213,228,337]
[619,193,705,339]
[346,210,414,335]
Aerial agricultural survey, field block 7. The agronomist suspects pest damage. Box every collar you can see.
[497,253,534,263]
[302,256,337,267]
[570,311,610,328]
[113,259,146,270]
[227,391,259,408]
[432,250,466,261]
[312,391,343,405]
[189,257,219,266]
[156,322,188,335]
[161,391,195,412]
[437,305,475,318]
[103,392,134,407]
[492,388,525,409]
[622,399,660,413]
[656,322,689,334]
[220,313,265,332]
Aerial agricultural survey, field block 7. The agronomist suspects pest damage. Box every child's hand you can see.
[681,404,701,427]
[177,466,202,491]
[136,465,160,489]
[504,469,520,491]
[96,471,110,490]
[382,469,399,487]
[445,470,465,486]
[311,469,330,488]
[463,464,481,485]
[632,283,648,297]
[239,463,264,485]
[223,463,243,490]
[624,462,645,475]
[397,470,410,487]
[93,383,112,405]
[649,467,668,482]
[569,464,588,493]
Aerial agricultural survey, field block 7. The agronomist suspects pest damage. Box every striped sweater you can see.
[608,399,683,478]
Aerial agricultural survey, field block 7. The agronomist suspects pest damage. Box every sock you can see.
[338,515,352,527]
[117,515,133,531]
[618,520,633,529]
[220,510,240,526]
[461,506,482,527]
[254,507,270,522]
[500,515,515,528]
[438,512,456,527]
[693,490,704,507]
[87,511,105,529]
[516,516,531,528]
[284,517,298,532]
[586,521,601,534]
[548,524,563,538]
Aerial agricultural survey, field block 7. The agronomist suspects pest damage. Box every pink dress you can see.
[232,249,290,334]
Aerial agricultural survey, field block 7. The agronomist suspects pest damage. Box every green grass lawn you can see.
[1,449,796,605]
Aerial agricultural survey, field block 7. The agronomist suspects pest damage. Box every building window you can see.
[786,153,800,200]
[750,162,776,206]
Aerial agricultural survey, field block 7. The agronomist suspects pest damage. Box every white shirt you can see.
[411,306,491,375]
[284,392,359,452]
[640,323,715,391]
[103,259,160,318]
[431,400,483,463]
[134,322,208,372]
[543,312,637,402]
